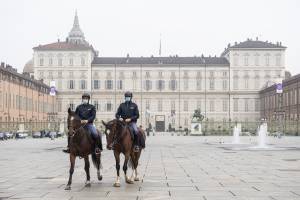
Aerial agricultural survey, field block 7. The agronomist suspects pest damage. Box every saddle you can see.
[127,126,145,149]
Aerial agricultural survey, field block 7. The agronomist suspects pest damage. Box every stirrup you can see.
[133,146,140,152]
[62,148,70,153]
[95,148,101,155]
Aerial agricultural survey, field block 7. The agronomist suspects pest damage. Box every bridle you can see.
[106,120,126,148]
[68,115,87,138]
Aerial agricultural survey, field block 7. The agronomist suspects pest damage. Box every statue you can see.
[190,108,204,135]
[192,108,204,122]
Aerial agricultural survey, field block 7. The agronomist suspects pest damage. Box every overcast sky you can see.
[1,0,299,75]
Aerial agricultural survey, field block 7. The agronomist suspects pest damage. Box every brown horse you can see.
[102,119,145,187]
[65,108,102,190]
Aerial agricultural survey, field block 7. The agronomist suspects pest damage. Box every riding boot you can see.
[133,134,140,152]
[94,135,102,154]
[62,136,70,153]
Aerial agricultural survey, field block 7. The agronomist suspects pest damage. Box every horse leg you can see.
[84,156,91,187]
[133,152,141,181]
[65,154,76,190]
[124,153,133,184]
[113,151,121,187]
[96,153,102,181]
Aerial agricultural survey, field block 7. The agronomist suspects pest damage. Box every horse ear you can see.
[101,120,107,126]
[68,107,72,114]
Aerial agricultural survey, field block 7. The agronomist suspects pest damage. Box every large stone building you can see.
[260,74,300,135]
[0,62,56,130]
[26,12,286,131]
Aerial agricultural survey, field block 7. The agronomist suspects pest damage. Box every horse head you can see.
[102,119,125,150]
[67,108,81,137]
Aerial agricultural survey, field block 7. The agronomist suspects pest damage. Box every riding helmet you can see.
[124,91,133,97]
[82,92,91,99]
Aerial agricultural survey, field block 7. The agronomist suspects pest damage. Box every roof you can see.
[33,41,94,51]
[92,56,229,65]
[221,39,286,56]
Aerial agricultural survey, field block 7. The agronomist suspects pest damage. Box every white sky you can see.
[1,0,299,75]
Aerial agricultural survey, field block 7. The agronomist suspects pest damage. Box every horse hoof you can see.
[98,175,103,181]
[113,182,121,187]
[126,179,134,184]
[134,177,140,181]
[85,182,91,187]
[65,185,71,190]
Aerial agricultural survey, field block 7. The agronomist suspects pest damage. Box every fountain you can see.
[232,123,241,144]
[257,123,268,148]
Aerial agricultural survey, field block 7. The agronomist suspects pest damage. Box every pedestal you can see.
[190,122,202,135]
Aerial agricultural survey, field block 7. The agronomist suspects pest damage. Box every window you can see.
[146,100,150,110]
[58,58,62,66]
[106,102,112,112]
[265,54,270,66]
[58,71,62,78]
[145,80,152,91]
[81,57,85,66]
[222,99,228,112]
[183,79,189,90]
[94,101,99,111]
[69,102,75,111]
[197,99,201,110]
[169,80,177,91]
[233,98,239,112]
[276,54,281,66]
[158,99,162,111]
[39,58,44,66]
[196,79,201,90]
[244,78,249,89]
[117,80,123,90]
[233,78,238,90]
[69,58,73,66]
[105,80,113,90]
[209,79,215,90]
[68,80,75,89]
[93,80,100,89]
[222,79,227,90]
[209,100,215,112]
[255,99,260,112]
[80,80,86,89]
[49,58,53,66]
[184,100,188,111]
[157,80,165,91]
[233,54,239,66]
[245,99,249,112]
[244,55,249,66]
[255,54,260,66]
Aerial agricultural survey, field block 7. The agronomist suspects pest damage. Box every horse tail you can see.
[128,155,133,169]
[91,152,102,169]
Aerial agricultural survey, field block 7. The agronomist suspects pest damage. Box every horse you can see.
[102,119,145,187]
[65,108,102,190]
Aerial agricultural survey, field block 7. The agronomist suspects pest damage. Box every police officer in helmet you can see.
[63,92,103,154]
[115,91,140,152]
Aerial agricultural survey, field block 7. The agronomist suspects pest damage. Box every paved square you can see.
[0,135,300,200]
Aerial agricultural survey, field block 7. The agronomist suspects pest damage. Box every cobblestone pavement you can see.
[0,135,300,200]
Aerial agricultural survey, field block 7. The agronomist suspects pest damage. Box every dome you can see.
[23,59,34,74]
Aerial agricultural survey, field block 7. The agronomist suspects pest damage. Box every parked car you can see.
[57,131,64,137]
[16,131,29,139]
[5,132,13,139]
[32,132,42,138]
[0,132,5,140]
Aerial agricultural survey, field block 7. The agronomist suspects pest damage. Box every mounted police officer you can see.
[115,91,140,152]
[63,92,103,154]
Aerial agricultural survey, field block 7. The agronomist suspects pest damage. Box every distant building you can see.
[260,74,300,120]
[0,62,56,130]
[28,12,286,131]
